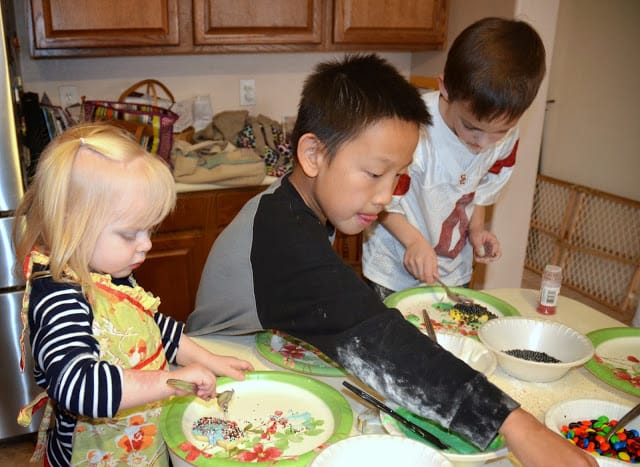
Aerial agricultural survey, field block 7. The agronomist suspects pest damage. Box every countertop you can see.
[190,288,636,466]
[175,176,277,193]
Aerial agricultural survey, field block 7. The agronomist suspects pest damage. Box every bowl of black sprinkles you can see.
[477,317,594,382]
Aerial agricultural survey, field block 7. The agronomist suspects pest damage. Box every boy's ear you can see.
[296,133,324,177]
[438,75,449,101]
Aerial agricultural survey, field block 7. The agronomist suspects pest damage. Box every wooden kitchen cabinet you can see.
[28,0,447,57]
[332,0,448,50]
[28,0,180,55]
[134,186,363,322]
[192,0,323,48]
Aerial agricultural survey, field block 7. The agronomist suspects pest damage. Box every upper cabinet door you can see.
[193,0,323,47]
[29,0,179,52]
[333,0,448,49]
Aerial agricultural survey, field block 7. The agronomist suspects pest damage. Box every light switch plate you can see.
[59,85,79,108]
[239,79,256,106]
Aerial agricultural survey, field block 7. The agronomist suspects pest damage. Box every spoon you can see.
[433,278,474,305]
[166,378,235,412]
[605,401,640,442]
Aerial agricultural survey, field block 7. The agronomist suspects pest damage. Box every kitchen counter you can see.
[175,176,277,193]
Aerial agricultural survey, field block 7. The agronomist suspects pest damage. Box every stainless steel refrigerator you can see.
[0,1,41,440]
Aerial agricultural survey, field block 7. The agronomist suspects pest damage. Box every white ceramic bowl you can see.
[545,398,639,466]
[477,317,594,382]
[309,434,454,467]
[436,331,497,377]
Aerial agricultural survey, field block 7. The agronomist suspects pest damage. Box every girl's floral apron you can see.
[18,251,171,466]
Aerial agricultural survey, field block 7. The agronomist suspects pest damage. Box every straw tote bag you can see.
[83,79,179,166]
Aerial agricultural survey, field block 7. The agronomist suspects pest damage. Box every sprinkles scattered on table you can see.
[561,416,639,462]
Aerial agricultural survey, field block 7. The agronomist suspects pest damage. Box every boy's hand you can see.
[470,229,501,263]
[500,409,598,467]
[403,237,439,284]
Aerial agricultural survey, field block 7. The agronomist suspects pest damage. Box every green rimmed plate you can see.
[585,327,640,397]
[384,286,520,338]
[380,406,508,464]
[255,330,347,377]
[161,371,353,466]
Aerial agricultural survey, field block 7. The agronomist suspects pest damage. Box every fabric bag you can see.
[83,79,179,166]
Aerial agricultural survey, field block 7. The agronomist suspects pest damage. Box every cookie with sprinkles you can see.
[192,416,245,449]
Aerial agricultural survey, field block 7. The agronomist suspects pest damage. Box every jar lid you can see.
[543,264,562,280]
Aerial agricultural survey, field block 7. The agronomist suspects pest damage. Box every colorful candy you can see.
[560,416,639,463]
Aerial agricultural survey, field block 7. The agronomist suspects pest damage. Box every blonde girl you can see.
[14,122,253,466]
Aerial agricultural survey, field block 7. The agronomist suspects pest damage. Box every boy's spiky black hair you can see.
[292,54,431,160]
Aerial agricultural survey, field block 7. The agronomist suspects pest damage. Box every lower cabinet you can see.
[135,186,362,322]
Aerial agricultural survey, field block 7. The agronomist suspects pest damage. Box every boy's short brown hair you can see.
[443,17,546,122]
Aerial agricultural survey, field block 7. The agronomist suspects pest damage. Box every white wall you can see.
[540,0,640,202]
[483,0,559,289]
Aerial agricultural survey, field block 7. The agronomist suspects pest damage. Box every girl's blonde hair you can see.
[13,122,176,288]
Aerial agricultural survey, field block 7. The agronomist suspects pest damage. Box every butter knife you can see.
[342,381,449,450]
[422,308,438,343]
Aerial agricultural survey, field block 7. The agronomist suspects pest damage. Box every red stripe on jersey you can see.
[488,139,518,174]
[393,174,411,195]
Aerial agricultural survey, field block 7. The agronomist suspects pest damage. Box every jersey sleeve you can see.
[28,278,123,418]
[474,131,519,206]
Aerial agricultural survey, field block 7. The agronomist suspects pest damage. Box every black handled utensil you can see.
[342,381,449,450]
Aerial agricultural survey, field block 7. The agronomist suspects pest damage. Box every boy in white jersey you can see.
[363,17,546,296]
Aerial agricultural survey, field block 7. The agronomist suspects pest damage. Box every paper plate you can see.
[161,371,353,466]
[384,286,520,337]
[255,330,347,376]
[435,332,497,377]
[585,327,640,397]
[380,406,509,467]
[309,434,454,467]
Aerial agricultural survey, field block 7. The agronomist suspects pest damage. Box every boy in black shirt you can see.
[187,54,595,466]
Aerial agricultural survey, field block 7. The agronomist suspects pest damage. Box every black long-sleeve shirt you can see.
[186,176,518,449]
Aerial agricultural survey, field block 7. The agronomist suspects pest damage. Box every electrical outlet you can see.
[239,79,256,106]
[59,85,79,108]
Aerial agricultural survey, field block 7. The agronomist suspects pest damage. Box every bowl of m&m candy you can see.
[545,398,639,464]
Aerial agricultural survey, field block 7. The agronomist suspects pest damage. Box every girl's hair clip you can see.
[80,137,86,145]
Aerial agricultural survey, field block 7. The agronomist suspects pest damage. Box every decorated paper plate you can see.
[384,286,520,337]
[255,330,347,376]
[585,327,640,397]
[380,406,508,465]
[161,371,353,466]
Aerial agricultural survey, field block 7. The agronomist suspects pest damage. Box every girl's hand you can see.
[169,363,218,400]
[206,355,254,381]
[176,335,254,382]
